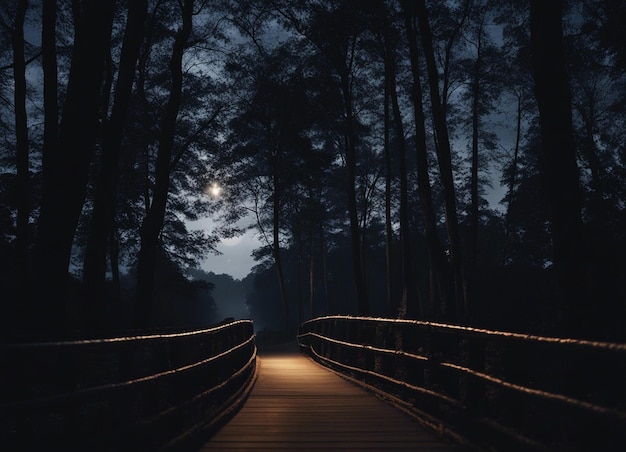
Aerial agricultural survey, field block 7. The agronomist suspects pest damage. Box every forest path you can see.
[201,342,462,451]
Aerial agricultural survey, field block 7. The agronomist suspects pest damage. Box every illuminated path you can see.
[202,343,462,451]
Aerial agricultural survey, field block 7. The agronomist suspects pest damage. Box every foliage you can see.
[0,0,624,340]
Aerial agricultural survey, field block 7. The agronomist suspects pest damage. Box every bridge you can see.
[206,341,458,451]
[2,317,625,450]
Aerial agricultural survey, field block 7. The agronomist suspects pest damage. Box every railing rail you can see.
[298,315,626,451]
[1,319,257,450]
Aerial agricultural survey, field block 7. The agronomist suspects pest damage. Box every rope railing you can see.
[1,319,257,450]
[298,315,626,451]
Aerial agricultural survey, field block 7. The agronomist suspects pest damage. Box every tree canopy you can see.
[0,0,624,341]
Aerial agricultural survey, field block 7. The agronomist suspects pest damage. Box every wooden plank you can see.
[200,346,464,451]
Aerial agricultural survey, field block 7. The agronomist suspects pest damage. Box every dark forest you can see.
[1,0,625,342]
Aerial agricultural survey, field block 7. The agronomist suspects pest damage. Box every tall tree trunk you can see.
[272,172,290,329]
[109,229,121,306]
[469,21,483,268]
[28,0,57,335]
[390,83,416,319]
[383,28,416,318]
[402,1,451,320]
[12,0,30,310]
[309,225,315,319]
[320,222,329,314]
[33,0,115,335]
[42,0,58,185]
[415,0,467,321]
[135,5,158,216]
[575,101,606,225]
[440,0,472,117]
[269,107,290,329]
[83,0,148,332]
[135,0,193,328]
[340,69,370,316]
[383,65,394,316]
[529,1,588,336]
[466,17,484,323]
[502,93,523,267]
[296,236,303,325]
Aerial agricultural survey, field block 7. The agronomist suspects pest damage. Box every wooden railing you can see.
[1,319,257,450]
[298,315,626,451]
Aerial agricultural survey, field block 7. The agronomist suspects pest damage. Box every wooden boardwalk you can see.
[202,343,463,451]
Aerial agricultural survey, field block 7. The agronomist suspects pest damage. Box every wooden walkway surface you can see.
[202,342,463,451]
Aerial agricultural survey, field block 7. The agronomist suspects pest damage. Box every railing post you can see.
[394,322,408,382]
[459,335,487,417]
[374,323,384,374]
[332,319,340,362]
[423,324,437,398]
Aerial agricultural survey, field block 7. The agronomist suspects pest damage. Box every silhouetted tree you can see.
[402,0,452,320]
[7,0,30,308]
[278,0,373,315]
[416,0,467,321]
[223,48,326,328]
[135,0,194,328]
[32,0,115,335]
[83,0,148,331]
[379,1,416,318]
[1,0,624,341]
[529,1,587,335]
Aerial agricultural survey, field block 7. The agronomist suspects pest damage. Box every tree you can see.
[135,0,194,328]
[0,1,35,334]
[222,47,325,328]
[0,0,623,341]
[568,1,626,334]
[428,0,472,118]
[402,0,453,320]
[278,0,373,316]
[379,1,416,318]
[529,0,587,335]
[465,5,484,266]
[383,42,395,315]
[415,0,467,321]
[501,82,535,267]
[10,0,30,307]
[32,0,116,335]
[283,137,334,321]
[83,0,148,331]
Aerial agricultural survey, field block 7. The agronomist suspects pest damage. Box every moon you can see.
[208,182,222,197]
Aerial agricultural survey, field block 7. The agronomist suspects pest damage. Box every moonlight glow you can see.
[208,182,222,198]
